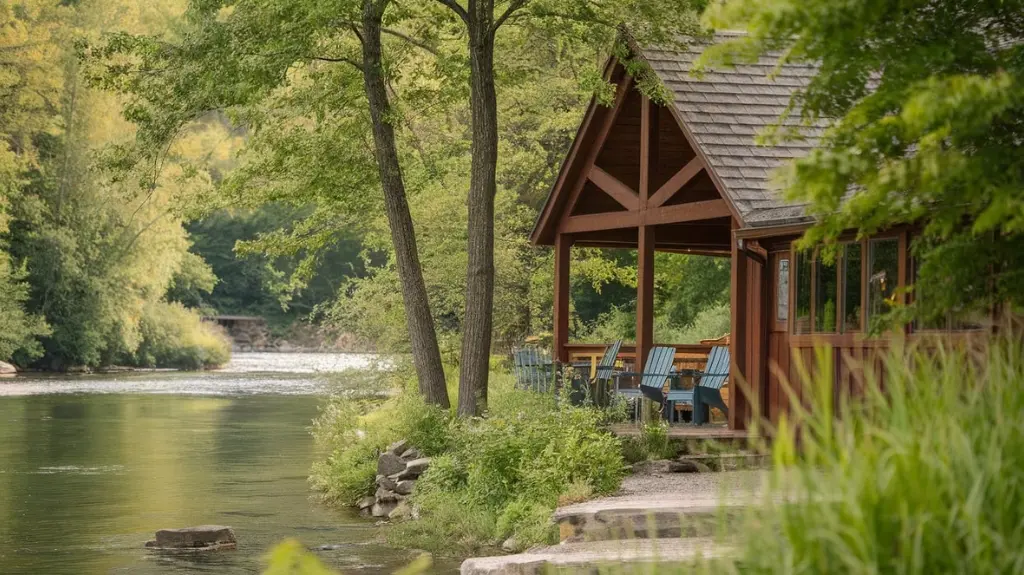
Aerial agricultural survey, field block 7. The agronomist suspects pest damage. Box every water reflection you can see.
[0,354,445,575]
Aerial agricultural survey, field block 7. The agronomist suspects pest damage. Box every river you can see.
[0,353,453,574]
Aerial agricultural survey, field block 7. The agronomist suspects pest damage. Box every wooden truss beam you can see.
[587,166,639,211]
[562,199,731,233]
[648,156,704,208]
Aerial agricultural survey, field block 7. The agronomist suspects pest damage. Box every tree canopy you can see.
[703,0,1024,326]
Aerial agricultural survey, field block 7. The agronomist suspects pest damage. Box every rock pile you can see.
[358,440,430,520]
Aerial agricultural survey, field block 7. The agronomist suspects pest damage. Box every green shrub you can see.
[128,301,230,369]
[310,370,456,506]
[620,420,677,463]
[719,334,1024,574]
[312,369,626,555]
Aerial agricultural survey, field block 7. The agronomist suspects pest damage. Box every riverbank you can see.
[310,370,629,557]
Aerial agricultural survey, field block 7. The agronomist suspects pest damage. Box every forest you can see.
[0,0,729,372]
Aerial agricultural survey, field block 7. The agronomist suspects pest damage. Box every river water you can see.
[0,353,449,575]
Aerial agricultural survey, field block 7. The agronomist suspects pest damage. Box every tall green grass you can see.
[721,333,1024,574]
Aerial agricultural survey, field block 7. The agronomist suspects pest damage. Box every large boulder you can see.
[388,439,409,455]
[394,480,416,496]
[397,457,430,480]
[145,526,236,550]
[0,361,15,378]
[376,474,398,491]
[377,452,406,477]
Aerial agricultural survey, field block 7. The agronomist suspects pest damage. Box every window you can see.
[814,255,838,333]
[843,243,863,331]
[868,239,899,323]
[777,258,790,322]
[794,252,812,334]
[793,240,881,335]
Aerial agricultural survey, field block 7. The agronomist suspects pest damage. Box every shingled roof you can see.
[642,32,822,227]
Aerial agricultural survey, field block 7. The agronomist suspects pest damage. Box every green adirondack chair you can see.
[666,346,730,424]
[511,347,555,393]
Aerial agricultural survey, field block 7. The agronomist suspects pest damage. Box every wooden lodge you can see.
[531,35,978,431]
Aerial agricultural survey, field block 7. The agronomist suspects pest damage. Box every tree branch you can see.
[492,0,530,33]
[435,0,469,24]
[381,27,439,56]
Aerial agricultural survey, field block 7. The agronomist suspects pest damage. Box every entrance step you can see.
[553,493,750,542]
[460,537,728,575]
[677,451,769,471]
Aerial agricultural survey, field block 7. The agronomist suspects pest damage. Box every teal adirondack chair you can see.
[666,346,730,424]
[593,339,624,386]
[613,347,678,418]
[577,339,622,406]
[511,347,555,393]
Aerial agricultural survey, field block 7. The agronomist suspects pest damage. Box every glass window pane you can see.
[794,252,811,334]
[843,243,862,332]
[814,254,838,333]
[777,258,790,323]
[868,239,899,323]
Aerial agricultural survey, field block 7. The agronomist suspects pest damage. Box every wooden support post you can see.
[730,230,749,431]
[554,233,571,363]
[636,225,655,377]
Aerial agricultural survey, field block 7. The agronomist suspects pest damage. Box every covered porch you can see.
[530,60,766,431]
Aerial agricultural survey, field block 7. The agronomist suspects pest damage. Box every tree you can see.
[702,0,1024,325]
[90,0,452,406]
[433,0,705,416]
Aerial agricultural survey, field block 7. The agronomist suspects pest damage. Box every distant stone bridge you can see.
[201,315,269,350]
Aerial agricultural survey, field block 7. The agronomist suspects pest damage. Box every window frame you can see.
[789,231,909,341]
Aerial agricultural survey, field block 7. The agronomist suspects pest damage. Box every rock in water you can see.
[397,457,430,480]
[357,496,376,510]
[371,502,397,518]
[377,452,406,477]
[0,361,15,378]
[145,526,236,551]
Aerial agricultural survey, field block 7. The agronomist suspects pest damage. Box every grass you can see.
[710,332,1024,574]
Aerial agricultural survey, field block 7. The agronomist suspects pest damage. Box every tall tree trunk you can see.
[457,0,498,417]
[361,0,450,409]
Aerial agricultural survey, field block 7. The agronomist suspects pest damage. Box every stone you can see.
[630,459,673,475]
[396,457,430,480]
[316,544,344,551]
[377,451,406,477]
[371,501,397,518]
[0,361,15,377]
[388,501,413,521]
[357,496,376,510]
[501,536,519,552]
[399,447,421,461]
[376,474,398,491]
[669,460,700,473]
[394,480,416,496]
[145,526,236,550]
[375,487,400,503]
[388,439,409,455]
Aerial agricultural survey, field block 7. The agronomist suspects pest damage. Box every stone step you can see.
[553,493,750,542]
[677,452,770,471]
[461,537,727,575]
